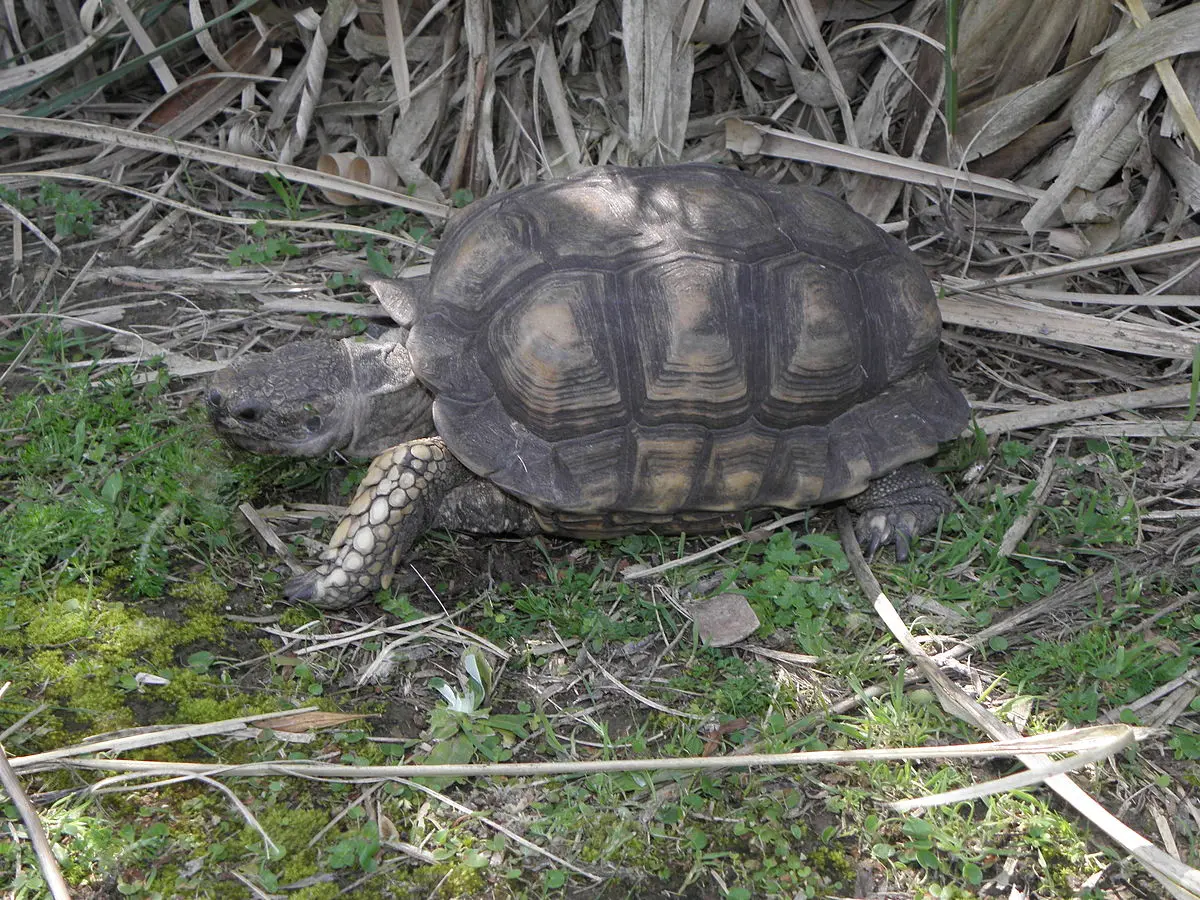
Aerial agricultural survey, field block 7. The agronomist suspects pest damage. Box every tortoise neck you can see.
[342,339,434,457]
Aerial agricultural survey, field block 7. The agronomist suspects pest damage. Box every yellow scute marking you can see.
[513,298,582,375]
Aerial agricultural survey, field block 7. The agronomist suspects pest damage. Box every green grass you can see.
[0,327,231,598]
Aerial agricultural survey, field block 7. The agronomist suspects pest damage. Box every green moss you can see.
[13,588,167,653]
[3,567,281,748]
[574,812,667,872]
[262,806,328,855]
[279,608,320,629]
[808,845,855,884]
[399,863,487,896]
[27,648,134,734]
[171,577,231,608]
[291,884,340,900]
[170,691,264,726]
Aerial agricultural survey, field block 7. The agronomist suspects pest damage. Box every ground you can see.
[2,334,1196,897]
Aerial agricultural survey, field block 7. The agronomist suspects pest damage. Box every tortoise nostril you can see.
[233,402,263,423]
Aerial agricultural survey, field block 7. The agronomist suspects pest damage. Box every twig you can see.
[997,441,1063,557]
[972,383,1197,436]
[238,502,305,575]
[622,511,808,580]
[15,727,1142,777]
[0,686,72,900]
[943,235,1200,292]
[400,777,602,881]
[0,113,449,218]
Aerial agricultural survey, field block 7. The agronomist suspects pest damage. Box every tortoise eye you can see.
[305,416,323,433]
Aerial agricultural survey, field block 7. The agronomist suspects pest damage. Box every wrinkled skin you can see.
[208,339,433,458]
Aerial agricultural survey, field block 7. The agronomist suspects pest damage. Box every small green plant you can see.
[1169,730,1200,760]
[487,559,657,648]
[263,172,307,219]
[670,652,774,720]
[228,220,301,266]
[738,530,849,650]
[327,821,381,873]
[377,208,410,232]
[40,182,100,237]
[0,182,100,239]
[417,650,530,782]
[1006,625,1195,724]
[998,439,1033,466]
[0,354,230,597]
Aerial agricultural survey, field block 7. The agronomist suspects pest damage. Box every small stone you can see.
[691,593,760,647]
[388,489,408,508]
[410,443,432,461]
[398,471,416,489]
[405,486,421,500]
[343,550,364,572]
[373,523,392,542]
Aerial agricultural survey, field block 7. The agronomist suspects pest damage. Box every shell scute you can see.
[625,252,750,425]
[485,270,625,439]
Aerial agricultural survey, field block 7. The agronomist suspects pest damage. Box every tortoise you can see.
[208,163,969,609]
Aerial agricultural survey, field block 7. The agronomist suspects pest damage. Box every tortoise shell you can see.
[406,164,966,523]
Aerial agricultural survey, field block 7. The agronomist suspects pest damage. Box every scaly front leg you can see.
[285,437,472,608]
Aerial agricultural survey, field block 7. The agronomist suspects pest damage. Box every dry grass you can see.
[4,0,1200,897]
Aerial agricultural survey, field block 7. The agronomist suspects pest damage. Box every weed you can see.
[0,182,100,239]
[1007,625,1196,724]
[228,219,302,266]
[418,650,530,782]
[0,357,230,597]
[737,530,848,651]
[263,171,307,219]
[326,822,381,872]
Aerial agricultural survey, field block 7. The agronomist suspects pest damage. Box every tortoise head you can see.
[207,338,433,458]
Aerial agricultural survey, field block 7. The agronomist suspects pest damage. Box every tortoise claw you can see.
[855,509,919,562]
[863,525,886,560]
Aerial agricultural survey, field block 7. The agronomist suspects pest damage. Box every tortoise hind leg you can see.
[846,463,955,560]
[285,437,472,608]
[434,481,543,536]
